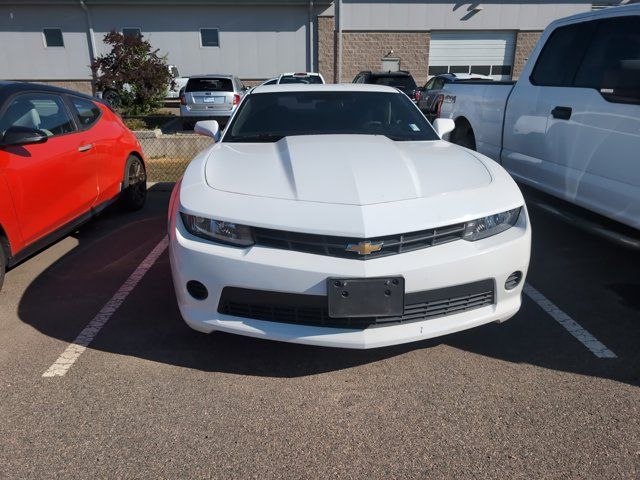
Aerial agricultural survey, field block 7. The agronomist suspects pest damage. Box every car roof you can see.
[0,81,99,104]
[187,74,235,80]
[364,71,413,77]
[441,73,493,81]
[279,72,322,76]
[549,2,639,27]
[251,83,400,94]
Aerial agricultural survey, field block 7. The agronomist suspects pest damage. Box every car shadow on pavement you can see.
[15,187,640,385]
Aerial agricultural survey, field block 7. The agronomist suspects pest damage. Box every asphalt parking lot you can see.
[1,185,638,479]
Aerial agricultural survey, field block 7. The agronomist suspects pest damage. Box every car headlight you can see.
[180,213,254,247]
[463,208,521,241]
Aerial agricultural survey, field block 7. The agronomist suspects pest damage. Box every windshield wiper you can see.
[225,133,284,143]
[383,134,411,141]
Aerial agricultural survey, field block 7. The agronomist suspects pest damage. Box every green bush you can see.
[91,31,171,115]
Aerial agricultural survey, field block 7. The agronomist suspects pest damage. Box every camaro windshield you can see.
[224,91,439,142]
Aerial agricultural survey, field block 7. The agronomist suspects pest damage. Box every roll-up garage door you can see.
[428,31,516,80]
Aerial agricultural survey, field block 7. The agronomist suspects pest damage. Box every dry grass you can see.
[145,157,190,182]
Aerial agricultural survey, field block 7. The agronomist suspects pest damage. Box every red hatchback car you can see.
[0,82,147,290]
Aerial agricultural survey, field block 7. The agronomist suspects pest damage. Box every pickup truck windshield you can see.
[224,91,438,142]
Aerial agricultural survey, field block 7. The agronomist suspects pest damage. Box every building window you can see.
[43,28,64,47]
[491,65,512,76]
[470,65,491,75]
[122,28,142,40]
[449,65,470,74]
[428,66,448,76]
[200,28,220,47]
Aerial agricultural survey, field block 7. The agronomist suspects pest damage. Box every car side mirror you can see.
[432,118,455,139]
[194,120,221,142]
[1,126,48,147]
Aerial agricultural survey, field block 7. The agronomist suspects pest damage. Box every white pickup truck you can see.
[440,4,640,233]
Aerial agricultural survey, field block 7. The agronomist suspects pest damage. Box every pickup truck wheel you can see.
[451,122,476,151]
[0,242,6,293]
[121,155,147,211]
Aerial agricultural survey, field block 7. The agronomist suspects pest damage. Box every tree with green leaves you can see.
[91,30,171,115]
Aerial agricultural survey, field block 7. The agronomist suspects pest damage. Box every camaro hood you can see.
[204,135,491,205]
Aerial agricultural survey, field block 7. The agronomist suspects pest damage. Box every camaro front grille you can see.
[218,280,495,329]
[252,223,466,260]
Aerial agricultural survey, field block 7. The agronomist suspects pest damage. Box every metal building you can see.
[0,0,623,93]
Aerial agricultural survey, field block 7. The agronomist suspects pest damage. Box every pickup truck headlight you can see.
[463,208,521,241]
[180,213,254,247]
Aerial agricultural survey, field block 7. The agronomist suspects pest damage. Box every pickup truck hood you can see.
[204,135,491,205]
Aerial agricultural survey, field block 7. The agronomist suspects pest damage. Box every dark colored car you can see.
[352,71,419,102]
[416,73,493,122]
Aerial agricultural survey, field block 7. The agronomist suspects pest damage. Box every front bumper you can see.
[169,210,530,349]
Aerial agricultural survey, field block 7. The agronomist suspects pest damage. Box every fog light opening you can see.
[505,271,523,290]
[187,280,208,300]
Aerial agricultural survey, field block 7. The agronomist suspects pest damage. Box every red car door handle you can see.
[78,144,93,152]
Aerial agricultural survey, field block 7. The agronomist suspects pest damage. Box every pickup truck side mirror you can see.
[432,118,455,139]
[1,126,49,147]
[194,120,221,142]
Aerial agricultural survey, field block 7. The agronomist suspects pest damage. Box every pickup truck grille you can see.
[252,223,466,260]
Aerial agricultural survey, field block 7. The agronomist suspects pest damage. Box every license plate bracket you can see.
[327,277,405,318]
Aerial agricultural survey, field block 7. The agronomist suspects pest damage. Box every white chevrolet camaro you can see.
[168,84,531,349]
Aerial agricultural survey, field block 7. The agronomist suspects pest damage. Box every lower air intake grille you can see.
[218,279,495,329]
[505,271,523,290]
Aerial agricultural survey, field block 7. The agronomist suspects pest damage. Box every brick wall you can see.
[33,80,94,95]
[317,16,335,83]
[340,31,430,85]
[513,31,543,79]
[242,79,269,87]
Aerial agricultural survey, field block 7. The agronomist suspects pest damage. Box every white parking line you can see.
[42,236,169,378]
[524,283,617,359]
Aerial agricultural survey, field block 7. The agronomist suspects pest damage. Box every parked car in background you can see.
[258,73,324,87]
[168,84,531,349]
[166,65,189,99]
[276,72,325,84]
[439,4,640,234]
[100,64,188,106]
[352,70,419,102]
[179,74,246,129]
[416,73,493,121]
[0,82,147,291]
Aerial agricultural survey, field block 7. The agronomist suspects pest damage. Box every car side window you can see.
[423,78,435,90]
[432,78,445,90]
[573,16,640,104]
[530,21,596,87]
[70,97,101,129]
[0,92,75,138]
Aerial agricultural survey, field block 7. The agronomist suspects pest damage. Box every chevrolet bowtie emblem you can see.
[345,241,384,255]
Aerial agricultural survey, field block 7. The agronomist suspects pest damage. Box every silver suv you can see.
[180,75,246,129]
